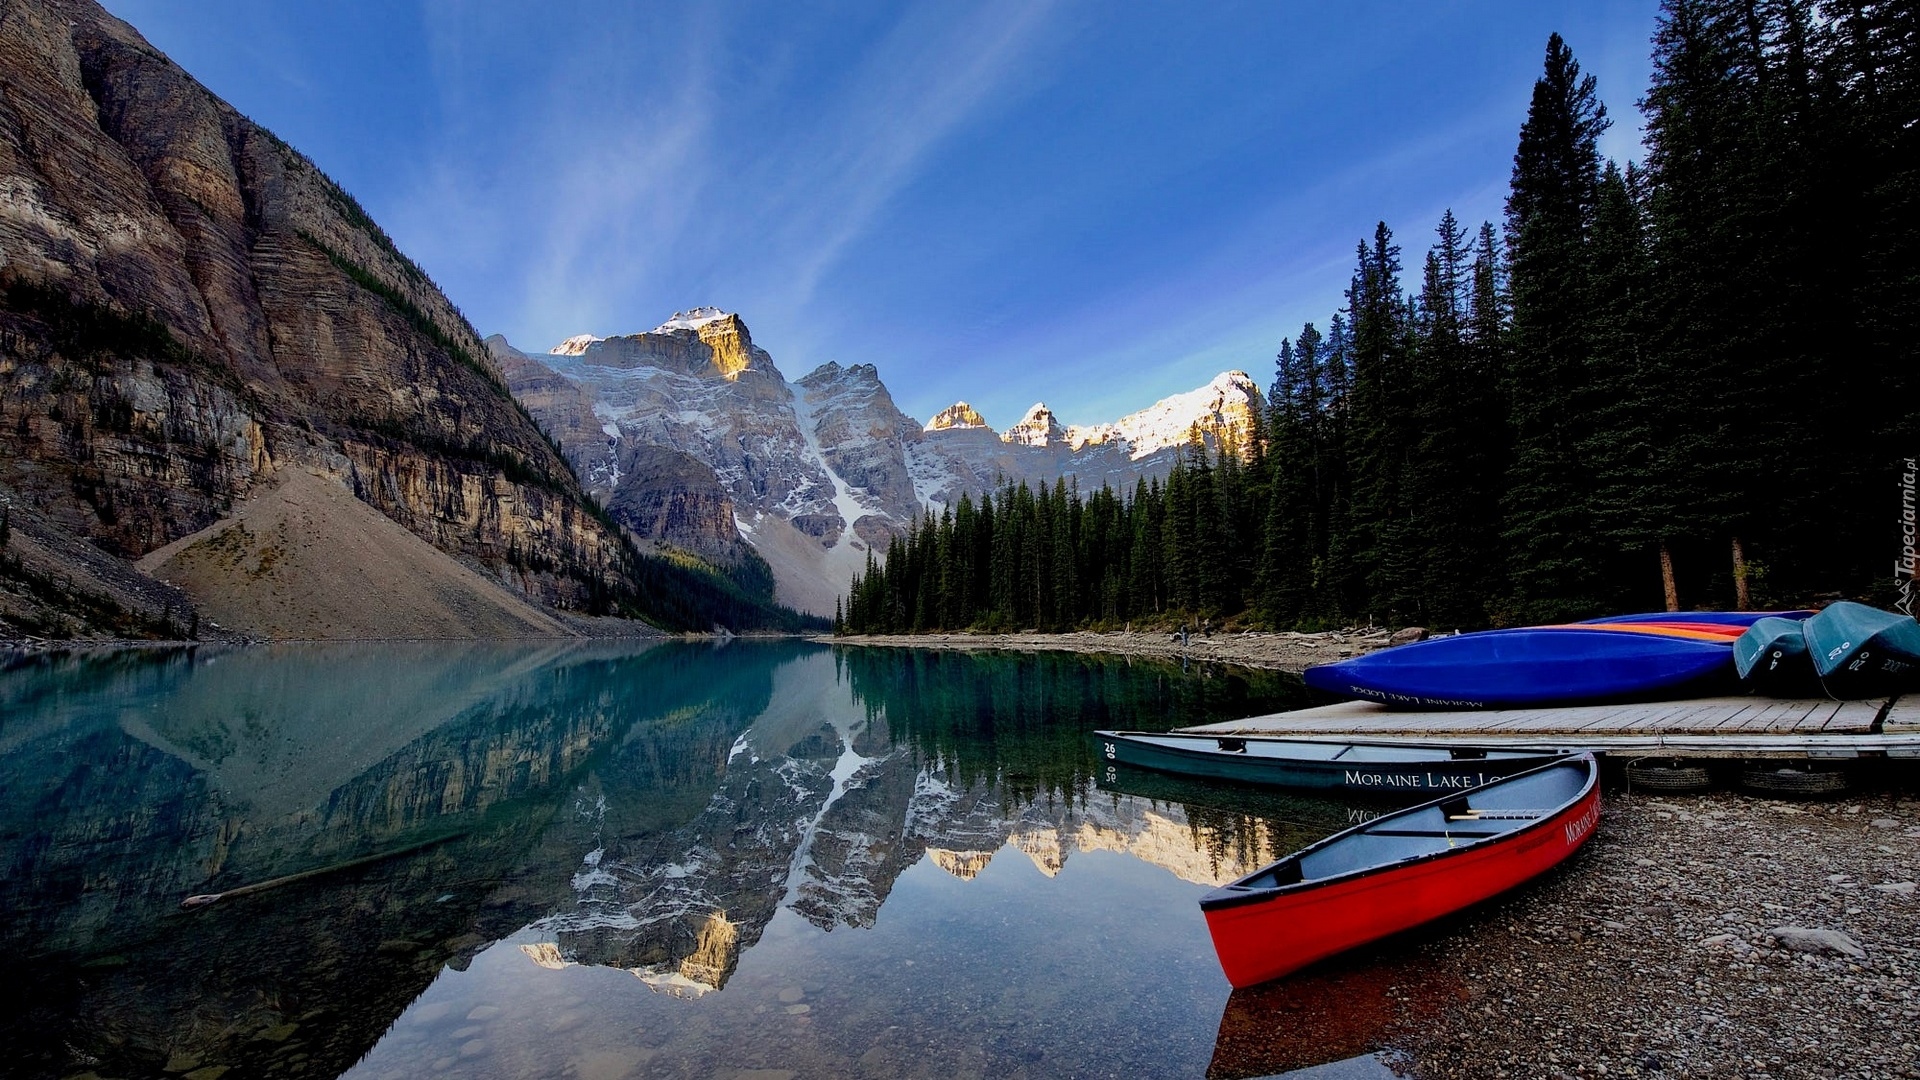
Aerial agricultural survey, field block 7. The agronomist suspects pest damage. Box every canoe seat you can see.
[1445,810,1546,821]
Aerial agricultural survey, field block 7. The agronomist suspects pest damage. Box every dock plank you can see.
[1179,694,1915,758]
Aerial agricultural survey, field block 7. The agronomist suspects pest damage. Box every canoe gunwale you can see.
[1197,754,1598,914]
[1096,730,1570,764]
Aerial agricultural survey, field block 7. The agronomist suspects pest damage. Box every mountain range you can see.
[494,313,1260,615]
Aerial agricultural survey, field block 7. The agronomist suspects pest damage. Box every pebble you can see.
[777,987,806,1004]
[574,1049,651,1080]
[1769,926,1867,958]
[458,1038,488,1059]
[464,1005,502,1022]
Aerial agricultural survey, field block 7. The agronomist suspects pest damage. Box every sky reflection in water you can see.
[0,639,1431,1079]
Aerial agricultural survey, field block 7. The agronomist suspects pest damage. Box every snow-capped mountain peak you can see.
[550,333,605,356]
[925,402,988,431]
[1001,402,1066,447]
[651,307,733,334]
[1065,370,1259,459]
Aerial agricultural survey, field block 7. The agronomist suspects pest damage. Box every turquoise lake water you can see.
[0,640,1421,1079]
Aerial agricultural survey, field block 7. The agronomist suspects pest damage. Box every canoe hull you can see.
[1095,731,1564,794]
[1803,601,1920,700]
[1304,627,1736,710]
[1200,756,1599,989]
[1733,616,1821,697]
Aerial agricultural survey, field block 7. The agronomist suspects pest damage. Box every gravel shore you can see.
[1388,783,1920,1080]
[819,627,1395,672]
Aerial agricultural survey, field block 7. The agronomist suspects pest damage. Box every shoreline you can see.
[816,628,1400,673]
[1382,784,1920,1079]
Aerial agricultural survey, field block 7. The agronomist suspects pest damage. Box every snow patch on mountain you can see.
[652,307,732,333]
[551,333,605,356]
[786,386,870,546]
[1001,402,1067,447]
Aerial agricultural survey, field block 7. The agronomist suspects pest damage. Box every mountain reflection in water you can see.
[0,640,1433,1079]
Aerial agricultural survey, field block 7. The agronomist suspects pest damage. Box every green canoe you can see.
[1733,615,1820,697]
[1803,601,1920,699]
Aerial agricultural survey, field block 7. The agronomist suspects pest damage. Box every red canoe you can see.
[1198,753,1600,988]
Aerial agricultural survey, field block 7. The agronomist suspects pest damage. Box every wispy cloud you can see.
[388,0,1057,351]
[760,0,1060,308]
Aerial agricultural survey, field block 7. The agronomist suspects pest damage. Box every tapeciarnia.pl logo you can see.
[1899,457,1917,617]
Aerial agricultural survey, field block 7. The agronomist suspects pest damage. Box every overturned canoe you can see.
[1304,622,1740,709]
[1199,753,1601,989]
[1581,610,1812,630]
[1733,615,1821,697]
[1093,730,1568,793]
[1803,601,1920,699]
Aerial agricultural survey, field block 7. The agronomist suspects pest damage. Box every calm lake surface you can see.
[0,640,1423,1079]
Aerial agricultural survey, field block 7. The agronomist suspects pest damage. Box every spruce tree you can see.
[1501,32,1612,623]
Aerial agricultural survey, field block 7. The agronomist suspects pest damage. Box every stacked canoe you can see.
[1300,603,1919,708]
[1739,601,1920,700]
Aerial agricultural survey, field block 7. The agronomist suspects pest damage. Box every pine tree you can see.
[1344,222,1416,622]
[1407,210,1504,627]
[1500,32,1612,623]
[1129,478,1164,617]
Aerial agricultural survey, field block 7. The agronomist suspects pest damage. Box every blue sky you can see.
[105,0,1657,428]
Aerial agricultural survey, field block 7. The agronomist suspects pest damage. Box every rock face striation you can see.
[0,0,769,637]
[492,317,916,616]
[503,314,1263,615]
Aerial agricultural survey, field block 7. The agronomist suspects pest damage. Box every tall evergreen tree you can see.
[1501,32,1612,623]
[1344,223,1416,622]
[1407,210,1505,627]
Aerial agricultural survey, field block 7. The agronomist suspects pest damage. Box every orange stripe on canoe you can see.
[1538,622,1742,643]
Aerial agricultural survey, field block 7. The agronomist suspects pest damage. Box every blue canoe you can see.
[1304,618,1748,710]
[1803,601,1920,700]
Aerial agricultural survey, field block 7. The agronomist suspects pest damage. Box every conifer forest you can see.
[840,1,1919,635]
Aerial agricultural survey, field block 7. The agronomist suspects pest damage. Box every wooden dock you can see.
[1180,695,1920,759]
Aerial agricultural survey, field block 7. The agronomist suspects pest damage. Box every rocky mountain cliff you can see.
[502,314,1261,615]
[0,0,793,638]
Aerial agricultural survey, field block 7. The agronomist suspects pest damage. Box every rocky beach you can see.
[1387,784,1920,1079]
[821,627,1405,672]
